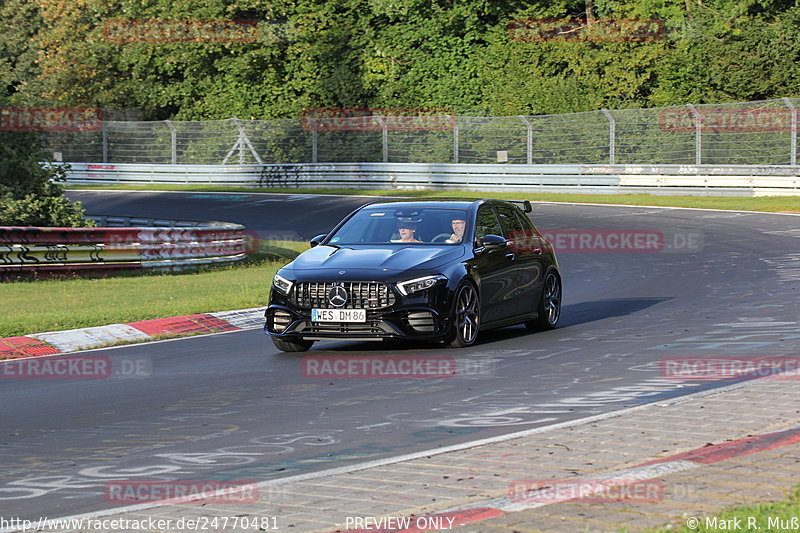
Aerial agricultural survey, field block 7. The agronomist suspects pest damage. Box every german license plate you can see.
[311,309,367,322]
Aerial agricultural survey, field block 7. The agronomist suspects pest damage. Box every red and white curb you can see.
[0,307,265,358]
[339,425,800,532]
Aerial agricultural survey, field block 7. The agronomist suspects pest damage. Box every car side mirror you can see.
[476,234,507,253]
[309,234,327,247]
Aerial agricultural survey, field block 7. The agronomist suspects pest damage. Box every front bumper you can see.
[264,283,453,342]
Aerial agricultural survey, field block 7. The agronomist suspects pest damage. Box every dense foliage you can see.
[1,0,797,120]
[0,143,90,227]
[0,91,90,226]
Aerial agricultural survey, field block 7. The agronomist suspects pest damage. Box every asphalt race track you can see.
[2,190,798,521]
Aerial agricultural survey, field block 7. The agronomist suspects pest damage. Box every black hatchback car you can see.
[264,199,561,352]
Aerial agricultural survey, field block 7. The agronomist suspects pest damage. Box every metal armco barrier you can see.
[0,221,246,278]
[64,162,799,196]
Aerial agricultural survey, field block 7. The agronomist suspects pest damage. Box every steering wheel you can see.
[431,233,452,243]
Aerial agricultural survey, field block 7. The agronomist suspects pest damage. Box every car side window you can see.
[515,208,536,232]
[474,205,503,243]
[495,206,525,238]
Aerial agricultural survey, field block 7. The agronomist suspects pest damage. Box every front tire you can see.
[526,270,561,330]
[272,337,315,352]
[448,282,480,348]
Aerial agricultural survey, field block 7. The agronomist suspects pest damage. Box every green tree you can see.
[0,98,90,226]
[10,0,800,120]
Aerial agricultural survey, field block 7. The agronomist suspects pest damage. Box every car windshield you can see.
[327,207,468,245]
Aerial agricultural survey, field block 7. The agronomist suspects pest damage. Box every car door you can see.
[470,204,516,324]
[495,204,544,319]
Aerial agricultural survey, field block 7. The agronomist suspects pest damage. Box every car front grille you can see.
[301,320,388,335]
[292,282,396,309]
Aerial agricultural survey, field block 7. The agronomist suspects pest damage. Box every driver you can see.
[446,216,466,243]
[392,220,422,243]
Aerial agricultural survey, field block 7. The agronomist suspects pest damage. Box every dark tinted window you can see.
[516,209,536,232]
[327,207,467,245]
[474,205,502,242]
[496,206,525,237]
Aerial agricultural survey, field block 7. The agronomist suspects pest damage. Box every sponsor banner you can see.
[300,107,454,131]
[302,355,456,379]
[661,357,800,380]
[509,18,665,42]
[0,107,102,132]
[659,107,794,133]
[508,478,664,504]
[102,19,260,43]
[103,480,258,504]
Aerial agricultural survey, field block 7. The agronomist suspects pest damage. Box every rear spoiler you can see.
[508,200,533,213]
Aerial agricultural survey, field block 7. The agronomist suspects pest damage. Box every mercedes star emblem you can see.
[328,285,348,307]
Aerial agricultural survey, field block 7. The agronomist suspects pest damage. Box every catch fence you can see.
[43,98,800,167]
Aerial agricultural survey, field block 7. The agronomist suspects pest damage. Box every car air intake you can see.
[292,282,396,309]
[269,309,292,332]
[405,311,436,333]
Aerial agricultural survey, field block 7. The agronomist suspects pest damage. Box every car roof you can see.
[362,199,483,210]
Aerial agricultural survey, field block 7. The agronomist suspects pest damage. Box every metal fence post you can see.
[375,116,388,163]
[518,115,533,165]
[448,115,459,163]
[234,117,245,164]
[311,120,318,163]
[687,104,701,165]
[164,120,177,164]
[101,121,108,164]
[600,109,615,164]
[782,97,797,166]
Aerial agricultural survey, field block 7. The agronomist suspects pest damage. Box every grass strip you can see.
[642,485,800,532]
[68,184,800,213]
[1,241,307,338]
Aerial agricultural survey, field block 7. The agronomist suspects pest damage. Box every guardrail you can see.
[0,219,246,278]
[64,162,800,196]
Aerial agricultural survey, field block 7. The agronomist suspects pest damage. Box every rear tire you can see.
[525,270,561,330]
[447,282,480,348]
[272,337,315,352]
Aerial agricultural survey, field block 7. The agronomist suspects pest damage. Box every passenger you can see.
[446,216,466,243]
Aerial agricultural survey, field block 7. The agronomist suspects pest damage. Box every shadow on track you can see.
[558,297,671,327]
[272,297,670,356]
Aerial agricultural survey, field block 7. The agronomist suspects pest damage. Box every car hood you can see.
[288,244,465,274]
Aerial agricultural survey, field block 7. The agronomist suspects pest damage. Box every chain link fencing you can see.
[43,98,800,166]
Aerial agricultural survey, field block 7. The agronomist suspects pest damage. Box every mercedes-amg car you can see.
[264,199,561,352]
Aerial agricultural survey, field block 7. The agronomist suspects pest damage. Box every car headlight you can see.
[273,273,294,294]
[396,275,447,296]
